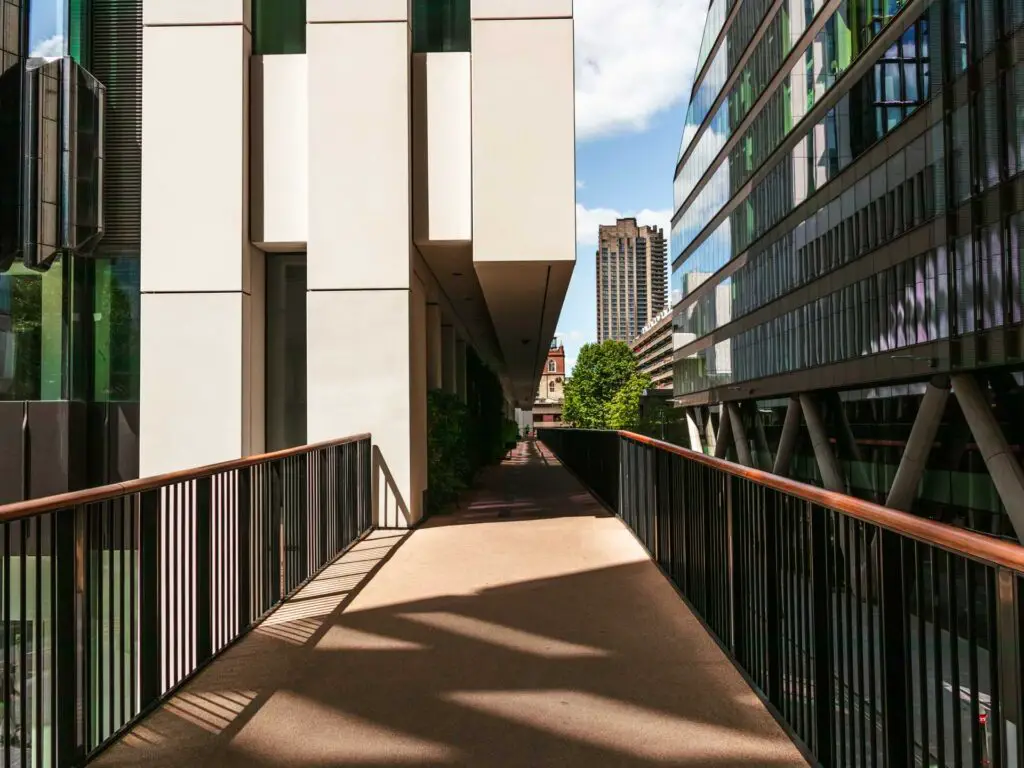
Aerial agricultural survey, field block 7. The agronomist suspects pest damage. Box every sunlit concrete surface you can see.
[92,441,807,767]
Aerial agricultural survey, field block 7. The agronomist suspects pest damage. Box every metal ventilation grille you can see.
[91,0,142,255]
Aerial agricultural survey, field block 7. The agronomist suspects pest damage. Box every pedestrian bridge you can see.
[0,432,1021,766]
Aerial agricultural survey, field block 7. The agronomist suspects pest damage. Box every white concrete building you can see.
[140,0,575,527]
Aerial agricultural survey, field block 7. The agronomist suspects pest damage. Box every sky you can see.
[558,0,708,373]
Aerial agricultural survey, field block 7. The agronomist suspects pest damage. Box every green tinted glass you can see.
[254,0,306,55]
[413,0,470,53]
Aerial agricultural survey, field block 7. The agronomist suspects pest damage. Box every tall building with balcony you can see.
[630,308,673,391]
[596,218,667,343]
[0,0,576,528]
[671,0,1024,541]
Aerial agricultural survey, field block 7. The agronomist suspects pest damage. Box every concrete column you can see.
[773,396,803,477]
[799,394,845,492]
[713,406,731,460]
[726,403,753,467]
[441,323,457,394]
[426,303,443,391]
[411,278,428,513]
[455,337,468,403]
[684,408,703,453]
[306,1,421,527]
[952,374,1024,542]
[747,403,773,470]
[704,407,718,456]
[827,391,874,499]
[887,376,950,511]
[139,1,263,475]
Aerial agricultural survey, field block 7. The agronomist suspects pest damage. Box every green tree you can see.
[607,371,651,429]
[562,340,639,428]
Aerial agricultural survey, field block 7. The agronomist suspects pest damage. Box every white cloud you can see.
[556,329,587,342]
[575,204,672,247]
[30,34,64,60]
[576,179,586,189]
[575,0,706,141]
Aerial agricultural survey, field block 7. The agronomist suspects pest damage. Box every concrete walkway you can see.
[94,440,807,767]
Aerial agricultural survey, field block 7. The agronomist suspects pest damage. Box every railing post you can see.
[361,438,372,532]
[316,449,327,564]
[270,460,283,603]
[726,475,737,655]
[995,568,1022,766]
[195,476,212,665]
[879,528,910,767]
[138,490,162,709]
[237,467,251,632]
[810,505,835,765]
[54,506,82,766]
[763,489,781,706]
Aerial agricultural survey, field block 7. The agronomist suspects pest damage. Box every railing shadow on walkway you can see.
[91,440,807,768]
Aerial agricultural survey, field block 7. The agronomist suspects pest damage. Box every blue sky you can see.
[558,0,708,372]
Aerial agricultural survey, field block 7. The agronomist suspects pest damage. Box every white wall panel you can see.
[413,53,472,245]
[307,21,410,290]
[251,54,308,249]
[471,0,572,18]
[471,18,575,263]
[141,24,250,292]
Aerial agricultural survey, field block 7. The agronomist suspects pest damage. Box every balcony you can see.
[0,430,1021,766]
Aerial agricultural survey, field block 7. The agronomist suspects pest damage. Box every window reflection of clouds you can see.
[29,0,67,59]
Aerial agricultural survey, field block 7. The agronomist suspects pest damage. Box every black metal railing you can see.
[0,434,373,767]
[539,427,1024,768]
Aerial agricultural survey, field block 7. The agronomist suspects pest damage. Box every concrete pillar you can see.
[441,323,457,393]
[747,403,773,470]
[773,397,803,477]
[411,278,428,514]
[827,392,874,499]
[726,403,753,466]
[713,406,731,460]
[799,394,845,492]
[139,1,264,475]
[426,303,443,391]
[952,374,1024,542]
[887,376,950,511]
[704,407,718,456]
[685,408,703,453]
[306,1,421,527]
[455,336,468,403]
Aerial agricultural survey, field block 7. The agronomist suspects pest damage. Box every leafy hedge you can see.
[426,349,517,515]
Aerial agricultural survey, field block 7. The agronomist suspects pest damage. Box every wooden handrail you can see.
[0,433,371,523]
[619,430,1024,575]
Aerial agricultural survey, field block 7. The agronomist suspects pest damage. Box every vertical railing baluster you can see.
[764,488,781,707]
[995,568,1022,767]
[54,506,81,765]
[195,476,212,666]
[237,466,252,633]
[879,527,909,767]
[138,489,161,711]
[810,502,835,766]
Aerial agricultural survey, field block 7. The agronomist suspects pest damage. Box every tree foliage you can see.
[607,371,651,429]
[563,340,648,429]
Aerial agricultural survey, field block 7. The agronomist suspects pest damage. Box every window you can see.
[254,0,306,55]
[412,0,470,52]
[549,381,556,393]
[548,360,556,372]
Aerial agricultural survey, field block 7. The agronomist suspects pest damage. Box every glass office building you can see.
[672,0,1024,538]
[0,0,141,503]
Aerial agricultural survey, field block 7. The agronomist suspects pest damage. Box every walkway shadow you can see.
[93,441,807,768]
[427,439,612,528]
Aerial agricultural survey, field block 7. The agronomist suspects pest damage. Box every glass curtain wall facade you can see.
[672,0,1024,538]
[0,0,141,503]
